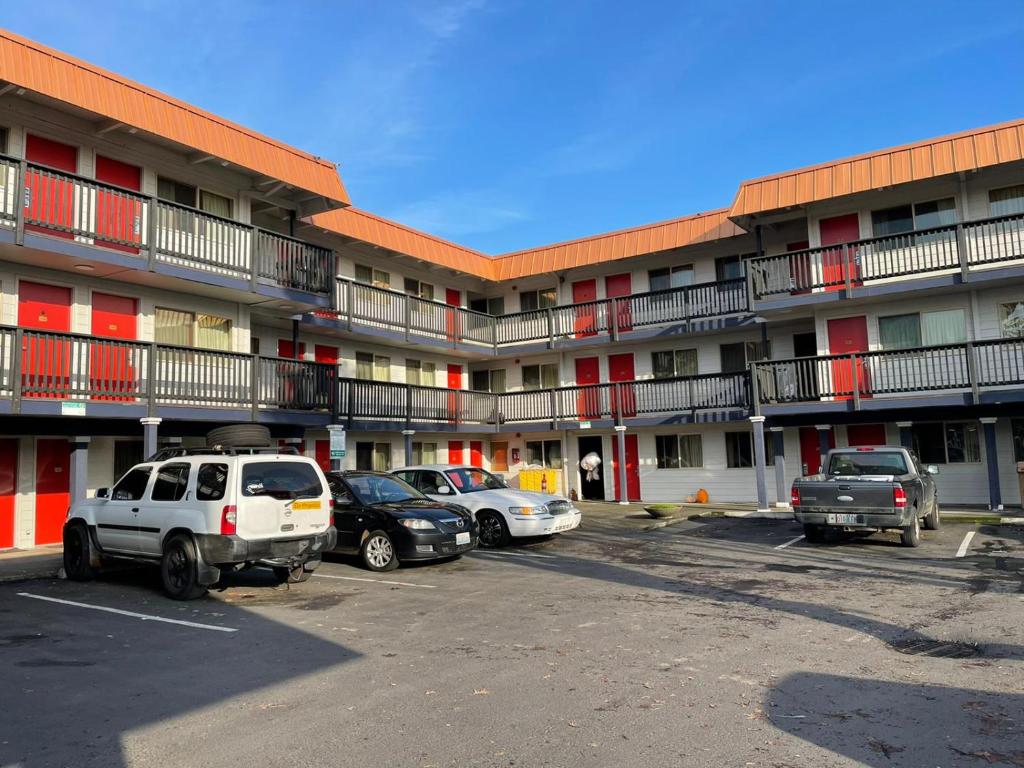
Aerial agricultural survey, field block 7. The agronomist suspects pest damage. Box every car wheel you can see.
[900,512,921,548]
[361,531,398,572]
[923,498,940,531]
[477,510,510,548]
[802,523,825,544]
[273,565,312,584]
[160,534,209,600]
[63,521,95,581]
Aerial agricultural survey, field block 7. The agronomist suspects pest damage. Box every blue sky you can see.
[5,1,1023,253]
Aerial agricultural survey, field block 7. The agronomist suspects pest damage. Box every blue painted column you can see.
[981,418,1002,511]
[897,421,913,450]
[751,416,769,511]
[770,427,786,506]
[69,437,90,503]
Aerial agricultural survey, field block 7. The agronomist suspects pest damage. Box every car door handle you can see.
[131,507,140,513]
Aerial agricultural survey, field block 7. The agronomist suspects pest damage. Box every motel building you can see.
[1,28,1024,552]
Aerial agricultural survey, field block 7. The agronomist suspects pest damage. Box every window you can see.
[416,471,450,494]
[373,443,391,472]
[469,296,505,315]
[405,359,436,386]
[911,422,981,464]
[719,341,769,374]
[155,308,232,351]
[525,440,562,469]
[250,336,260,355]
[199,190,233,219]
[471,369,506,393]
[404,278,434,301]
[522,363,559,390]
[879,313,921,350]
[151,463,190,502]
[655,434,703,468]
[411,442,437,465]
[999,302,1024,338]
[157,177,197,206]
[240,462,324,498]
[725,432,774,469]
[871,198,956,237]
[356,352,390,381]
[990,185,1024,217]
[355,264,391,289]
[519,288,558,312]
[879,309,966,350]
[196,463,228,501]
[715,255,745,282]
[113,441,144,482]
[652,349,698,379]
[112,467,152,501]
[649,265,694,293]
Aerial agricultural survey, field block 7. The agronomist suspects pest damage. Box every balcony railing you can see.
[751,338,1024,410]
[747,212,1024,301]
[327,276,750,349]
[2,153,334,296]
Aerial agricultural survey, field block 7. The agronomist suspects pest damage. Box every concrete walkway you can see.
[0,544,63,584]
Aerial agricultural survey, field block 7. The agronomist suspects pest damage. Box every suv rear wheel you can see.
[63,521,96,581]
[161,534,209,600]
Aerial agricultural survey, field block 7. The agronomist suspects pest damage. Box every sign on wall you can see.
[330,427,346,459]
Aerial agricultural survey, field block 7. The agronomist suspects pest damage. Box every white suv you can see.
[63,449,336,600]
[392,465,581,548]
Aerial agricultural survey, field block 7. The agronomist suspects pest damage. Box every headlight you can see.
[509,505,548,516]
[399,518,436,530]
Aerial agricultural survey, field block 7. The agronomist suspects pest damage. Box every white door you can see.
[136,462,192,555]
[97,466,153,553]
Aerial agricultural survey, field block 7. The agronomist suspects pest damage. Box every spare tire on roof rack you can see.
[206,424,272,449]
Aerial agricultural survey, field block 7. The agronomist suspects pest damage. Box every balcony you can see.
[747,212,1024,308]
[751,338,1024,414]
[311,276,751,354]
[0,154,335,301]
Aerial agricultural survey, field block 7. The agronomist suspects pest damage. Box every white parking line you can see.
[955,530,977,558]
[17,593,238,632]
[312,574,437,589]
[774,535,805,550]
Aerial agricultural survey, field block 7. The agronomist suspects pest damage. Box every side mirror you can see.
[926,465,940,475]
[333,496,352,507]
[96,487,109,499]
[435,485,452,495]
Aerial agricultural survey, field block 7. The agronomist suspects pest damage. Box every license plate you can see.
[826,513,860,525]
[291,500,321,511]
[455,532,470,545]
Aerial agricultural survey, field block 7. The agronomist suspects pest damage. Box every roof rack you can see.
[147,446,300,462]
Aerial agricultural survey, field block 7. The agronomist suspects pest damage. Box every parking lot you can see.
[2,514,1023,768]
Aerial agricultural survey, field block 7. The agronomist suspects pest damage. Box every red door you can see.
[575,357,601,418]
[24,134,77,239]
[19,282,73,398]
[315,345,338,364]
[91,293,138,400]
[94,155,143,253]
[35,439,70,545]
[470,440,484,467]
[827,316,870,400]
[315,439,331,473]
[611,433,641,501]
[447,364,462,421]
[608,352,636,418]
[820,214,861,291]
[605,273,633,333]
[572,279,598,337]
[448,441,464,465]
[445,288,461,341]
[847,424,887,447]
[799,427,835,476]
[0,439,17,549]
[278,340,306,359]
[787,239,811,295]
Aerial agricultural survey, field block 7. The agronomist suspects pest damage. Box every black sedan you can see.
[326,471,478,571]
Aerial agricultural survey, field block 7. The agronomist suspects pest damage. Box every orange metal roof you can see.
[0,29,349,205]
[730,118,1024,217]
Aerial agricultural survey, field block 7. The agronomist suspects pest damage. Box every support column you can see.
[816,424,832,474]
[327,424,346,473]
[981,417,1002,511]
[751,416,769,512]
[614,426,628,506]
[140,417,162,460]
[69,437,90,503]
[896,422,913,450]
[770,427,786,507]
[402,430,415,466]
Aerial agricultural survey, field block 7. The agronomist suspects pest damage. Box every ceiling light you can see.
[74,264,95,271]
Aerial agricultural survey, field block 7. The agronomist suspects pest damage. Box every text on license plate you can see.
[455,532,471,545]
[291,500,321,511]
[826,513,860,525]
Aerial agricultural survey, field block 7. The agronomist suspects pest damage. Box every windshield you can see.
[828,452,909,476]
[241,461,324,500]
[445,467,507,493]
[344,474,424,505]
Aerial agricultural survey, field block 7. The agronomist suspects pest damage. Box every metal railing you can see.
[751,337,1024,410]
[748,212,1024,300]
[4,153,334,296]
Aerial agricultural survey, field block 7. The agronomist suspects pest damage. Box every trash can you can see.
[519,468,559,495]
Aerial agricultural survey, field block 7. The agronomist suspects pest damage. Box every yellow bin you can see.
[519,469,559,494]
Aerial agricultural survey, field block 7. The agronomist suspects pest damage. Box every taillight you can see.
[893,487,907,509]
[221,505,238,535]
[790,486,801,507]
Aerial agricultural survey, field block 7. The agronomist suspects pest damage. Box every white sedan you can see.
[392,465,582,548]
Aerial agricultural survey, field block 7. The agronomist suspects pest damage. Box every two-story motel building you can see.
[1,28,1023,550]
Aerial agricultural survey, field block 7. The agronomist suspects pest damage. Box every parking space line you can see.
[312,574,437,589]
[17,593,238,632]
[955,530,977,558]
[774,535,805,550]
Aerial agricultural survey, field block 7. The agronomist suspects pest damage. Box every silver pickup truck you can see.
[791,447,940,547]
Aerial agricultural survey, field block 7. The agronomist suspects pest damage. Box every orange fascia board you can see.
[0,29,349,205]
[729,118,1024,217]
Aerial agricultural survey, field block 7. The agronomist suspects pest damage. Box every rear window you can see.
[241,461,323,500]
[196,463,228,501]
[828,452,909,476]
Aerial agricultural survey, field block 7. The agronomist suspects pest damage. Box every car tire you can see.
[361,531,398,572]
[477,510,510,548]
[923,498,940,531]
[273,565,313,584]
[206,424,272,449]
[802,523,825,544]
[160,534,209,600]
[900,512,922,548]
[63,521,96,581]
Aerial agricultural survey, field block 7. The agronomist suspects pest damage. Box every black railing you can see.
[5,153,334,296]
[748,212,1024,300]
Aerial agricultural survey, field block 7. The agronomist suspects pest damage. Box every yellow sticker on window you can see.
[291,500,321,511]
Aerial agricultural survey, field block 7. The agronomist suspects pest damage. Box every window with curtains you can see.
[155,308,232,350]
[355,264,391,289]
[356,351,390,381]
[649,265,695,293]
[715,255,745,282]
[725,431,774,468]
[652,349,698,379]
[156,178,233,219]
[522,363,559,390]
[989,185,1024,217]
[525,440,562,469]
[405,359,436,386]
[999,302,1024,338]
[656,434,703,468]
[719,341,769,374]
[199,190,233,219]
[471,369,506,393]
[871,198,956,238]
[879,309,966,350]
[912,422,980,463]
[519,288,558,312]
[404,278,434,301]
[372,443,391,472]
[411,442,437,465]
[469,296,505,315]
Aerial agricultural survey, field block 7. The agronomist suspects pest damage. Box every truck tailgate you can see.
[799,477,897,515]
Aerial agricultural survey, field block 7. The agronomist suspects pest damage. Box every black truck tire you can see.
[206,424,272,449]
